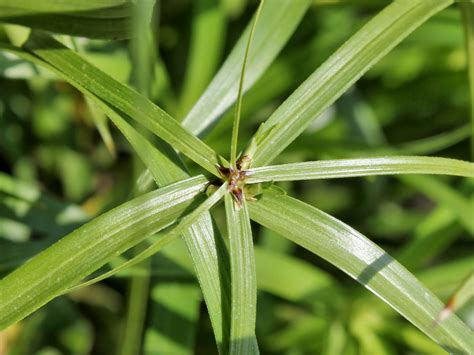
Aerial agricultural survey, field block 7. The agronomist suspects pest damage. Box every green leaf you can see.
[13,32,224,175]
[181,210,232,354]
[182,0,311,136]
[0,0,134,39]
[67,183,228,292]
[0,175,208,329]
[84,96,116,157]
[0,49,54,79]
[144,283,201,355]
[0,172,89,239]
[289,125,471,159]
[95,100,189,185]
[0,40,188,184]
[0,0,130,16]
[66,182,232,354]
[396,125,471,156]
[248,189,473,354]
[118,250,150,355]
[245,156,474,183]
[8,36,234,351]
[254,246,338,307]
[396,206,462,270]
[435,273,474,325]
[398,175,474,234]
[224,194,259,354]
[460,1,474,159]
[251,0,453,167]
[178,0,226,117]
[128,0,156,95]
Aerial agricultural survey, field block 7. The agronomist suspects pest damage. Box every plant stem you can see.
[460,1,474,160]
[230,0,265,166]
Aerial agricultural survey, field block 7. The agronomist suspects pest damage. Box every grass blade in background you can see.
[0,173,89,239]
[118,248,151,355]
[144,283,201,354]
[251,0,453,167]
[435,273,474,325]
[254,246,338,308]
[398,175,474,234]
[0,173,90,273]
[182,0,311,135]
[178,0,226,118]
[248,189,473,354]
[396,125,471,156]
[246,156,474,183]
[460,1,474,159]
[0,0,130,16]
[0,175,208,329]
[225,195,259,354]
[397,206,462,270]
[84,96,116,157]
[0,0,134,39]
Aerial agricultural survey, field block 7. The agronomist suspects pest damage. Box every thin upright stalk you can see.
[230,0,265,166]
[460,2,474,160]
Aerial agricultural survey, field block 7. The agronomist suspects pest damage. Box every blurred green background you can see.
[0,0,472,354]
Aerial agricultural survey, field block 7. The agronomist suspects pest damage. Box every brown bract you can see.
[217,155,251,207]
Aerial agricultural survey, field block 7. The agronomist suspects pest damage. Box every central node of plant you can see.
[217,155,252,207]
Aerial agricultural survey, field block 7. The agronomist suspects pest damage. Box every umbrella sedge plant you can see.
[0,0,472,354]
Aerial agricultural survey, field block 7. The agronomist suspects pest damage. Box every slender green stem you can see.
[230,0,265,166]
[460,1,474,160]
[119,249,150,355]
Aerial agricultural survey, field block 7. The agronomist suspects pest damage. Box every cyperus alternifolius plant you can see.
[0,0,473,354]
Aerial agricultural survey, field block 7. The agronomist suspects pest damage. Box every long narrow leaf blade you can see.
[67,183,228,292]
[1,15,132,40]
[18,32,224,175]
[0,0,134,39]
[246,156,474,183]
[0,175,208,329]
[251,0,453,167]
[248,189,473,354]
[182,0,311,136]
[225,194,259,354]
[0,0,130,17]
